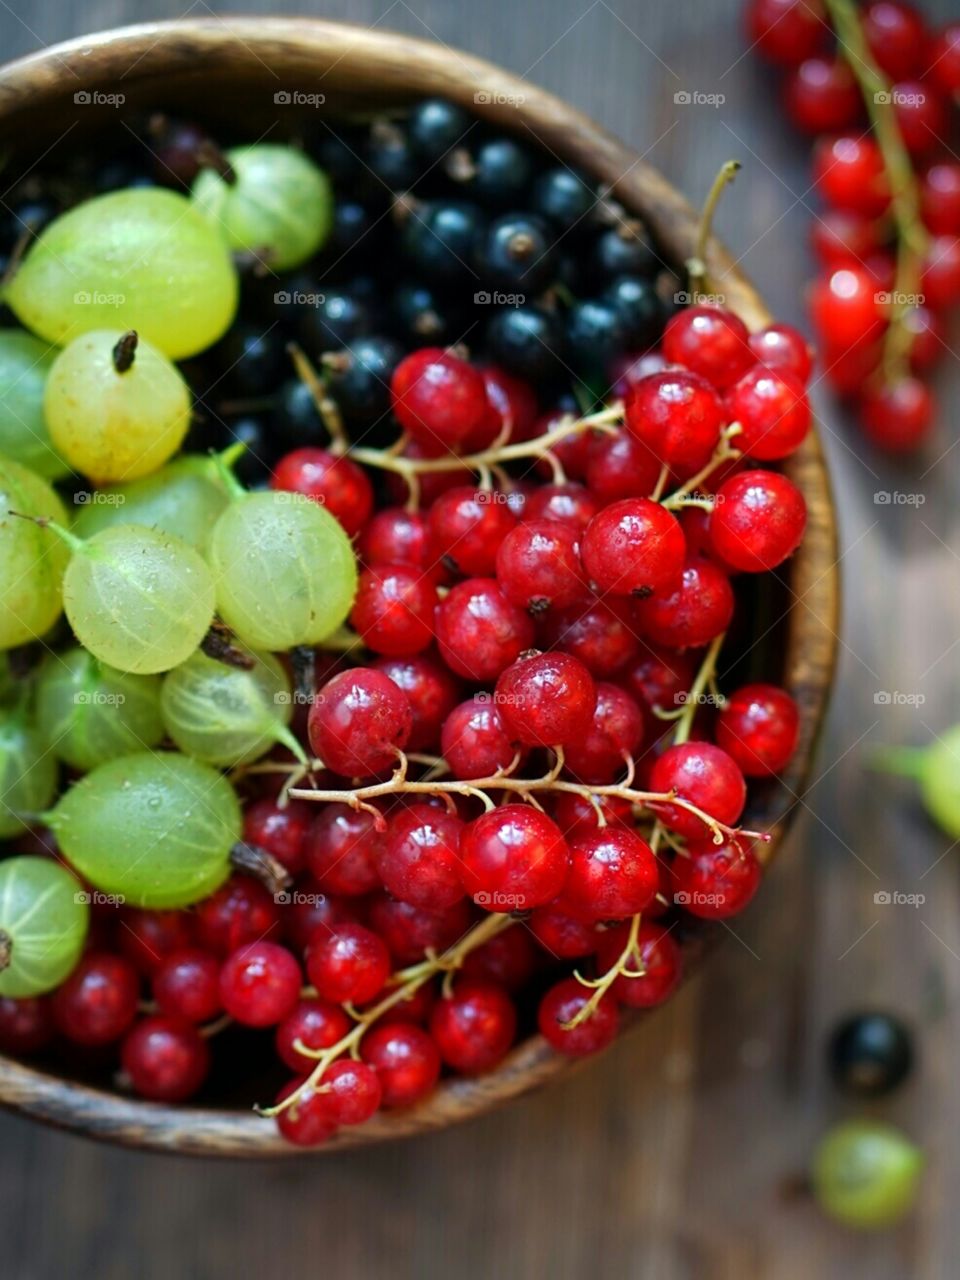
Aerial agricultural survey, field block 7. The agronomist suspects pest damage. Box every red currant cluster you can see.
[747,0,960,450]
[0,302,811,1145]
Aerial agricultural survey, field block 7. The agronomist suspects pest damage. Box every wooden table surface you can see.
[2,0,957,1275]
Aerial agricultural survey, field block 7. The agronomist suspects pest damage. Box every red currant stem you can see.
[257,911,515,1118]
[347,404,622,482]
[288,749,768,848]
[650,463,670,502]
[672,633,726,746]
[565,910,643,1029]
[687,159,741,299]
[822,0,928,379]
[287,341,350,453]
[199,1013,233,1039]
[867,744,928,780]
[661,424,742,511]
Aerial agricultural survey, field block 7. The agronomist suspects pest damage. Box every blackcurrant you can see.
[402,199,486,281]
[593,221,658,279]
[828,1012,914,1097]
[477,212,556,293]
[485,306,565,382]
[603,276,664,348]
[451,137,533,207]
[409,98,471,161]
[565,299,627,379]
[298,289,373,354]
[531,167,595,229]
[326,335,405,427]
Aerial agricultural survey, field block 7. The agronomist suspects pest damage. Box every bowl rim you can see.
[0,15,839,1157]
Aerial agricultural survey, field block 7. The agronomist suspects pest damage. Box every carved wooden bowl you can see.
[0,18,838,1155]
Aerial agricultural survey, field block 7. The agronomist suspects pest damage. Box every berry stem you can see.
[822,0,928,379]
[565,910,643,1029]
[661,422,743,510]
[258,910,515,1118]
[688,160,741,300]
[673,633,726,746]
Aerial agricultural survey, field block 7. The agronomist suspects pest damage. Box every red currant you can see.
[931,23,960,97]
[716,683,800,776]
[219,941,301,1027]
[538,977,619,1056]
[153,948,222,1024]
[117,907,194,976]
[242,797,312,875]
[459,926,538,991]
[748,323,814,383]
[121,1015,210,1102]
[361,1021,441,1107]
[275,1077,338,1146]
[635,557,734,649]
[429,978,517,1074]
[595,921,682,1008]
[859,377,934,452]
[892,81,947,157]
[585,427,661,503]
[920,235,960,310]
[811,209,886,272]
[0,995,54,1055]
[304,802,383,897]
[52,952,140,1046]
[921,163,960,236]
[461,804,570,911]
[540,598,639,677]
[624,370,726,473]
[495,650,597,748]
[523,483,599,532]
[709,470,807,572]
[581,499,685,598]
[367,895,472,966]
[427,487,518,576]
[359,506,430,570]
[550,790,633,838]
[351,563,438,657]
[275,998,351,1073]
[378,803,465,910]
[495,519,588,614]
[480,365,539,443]
[649,741,746,840]
[661,307,753,390]
[623,646,697,712]
[390,347,490,451]
[784,57,861,134]
[434,578,535,682]
[321,1058,383,1125]
[562,682,646,784]
[308,668,413,778]
[270,447,373,538]
[671,838,762,918]
[441,697,517,780]
[561,826,657,920]
[863,1,928,80]
[529,904,599,957]
[193,875,281,955]
[745,0,828,66]
[372,654,460,752]
[306,923,391,1005]
[812,136,890,217]
[810,268,886,349]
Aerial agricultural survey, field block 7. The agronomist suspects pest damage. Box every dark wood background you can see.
[2,0,958,1275]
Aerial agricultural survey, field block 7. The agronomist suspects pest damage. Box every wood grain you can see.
[0,0,955,1275]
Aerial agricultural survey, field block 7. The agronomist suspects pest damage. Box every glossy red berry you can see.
[581,498,685,598]
[0,995,54,1055]
[321,1058,382,1125]
[219,941,301,1027]
[121,1015,210,1102]
[562,682,646,784]
[359,506,430,570]
[550,790,633,839]
[859,377,934,452]
[746,0,828,66]
[540,598,639,677]
[812,136,890,217]
[903,305,944,373]
[562,826,658,920]
[809,268,885,349]
[709,470,807,572]
[529,904,599,957]
[892,81,947,157]
[538,977,619,1056]
[461,804,570,910]
[275,998,352,1073]
[810,209,886,273]
[367,895,472,966]
[661,307,753,390]
[726,365,810,461]
[275,1077,338,1146]
[480,364,539,444]
[427,487,518,576]
[635,557,734,649]
[459,926,537,992]
[784,57,861,134]
[623,646,697,712]
[153,948,222,1024]
[650,742,746,840]
[495,650,597,748]
[532,408,591,480]
[441,697,517,780]
[624,370,726,473]
[306,923,391,1005]
[931,23,960,97]
[378,803,465,910]
[304,802,383,896]
[117,907,194,976]
[921,163,960,237]
[585,427,661,503]
[434,578,535,682]
[748,323,814,383]
[429,979,517,1074]
[390,347,490,451]
[52,952,140,1046]
[308,668,413,778]
[524,483,599,532]
[351,563,437,656]
[671,839,762,919]
[920,236,960,310]
[361,1021,441,1107]
[716,682,800,776]
[495,519,587,614]
[270,447,373,538]
[242,797,312,875]
[595,921,682,1008]
[193,875,281,955]
[863,1,928,79]
[372,654,459,752]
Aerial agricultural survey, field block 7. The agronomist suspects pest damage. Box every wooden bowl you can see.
[0,18,838,1156]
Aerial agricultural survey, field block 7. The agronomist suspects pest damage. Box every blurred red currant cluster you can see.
[747,0,960,451]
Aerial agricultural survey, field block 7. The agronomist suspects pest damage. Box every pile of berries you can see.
[746,0,960,451]
[0,95,811,1147]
